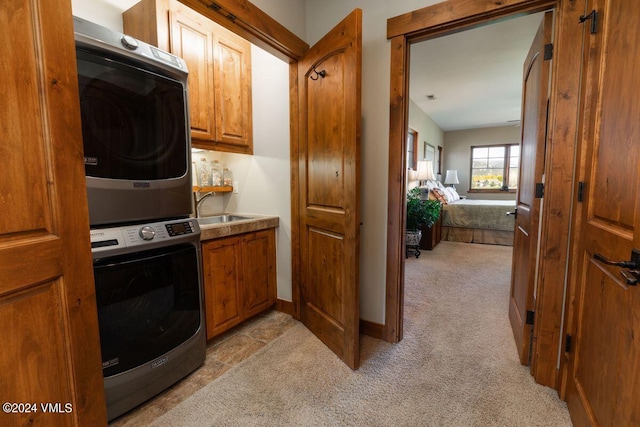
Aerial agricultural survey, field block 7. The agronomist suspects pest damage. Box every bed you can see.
[420,180,516,246]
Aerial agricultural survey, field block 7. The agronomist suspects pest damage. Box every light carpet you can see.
[152,241,572,426]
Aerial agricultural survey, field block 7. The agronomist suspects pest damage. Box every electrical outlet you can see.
[233,181,239,194]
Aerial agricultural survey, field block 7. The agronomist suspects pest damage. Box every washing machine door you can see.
[93,243,200,377]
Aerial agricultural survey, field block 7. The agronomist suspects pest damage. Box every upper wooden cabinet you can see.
[124,0,253,154]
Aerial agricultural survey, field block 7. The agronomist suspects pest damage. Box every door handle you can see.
[506,207,517,218]
[593,249,640,269]
[593,249,640,286]
[620,270,639,286]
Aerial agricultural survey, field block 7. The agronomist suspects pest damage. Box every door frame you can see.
[385,0,586,392]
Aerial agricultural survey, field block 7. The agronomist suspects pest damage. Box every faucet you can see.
[194,192,215,218]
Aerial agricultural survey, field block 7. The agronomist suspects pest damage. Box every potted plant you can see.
[406,187,441,257]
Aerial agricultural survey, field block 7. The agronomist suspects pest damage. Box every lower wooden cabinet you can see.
[201,228,276,339]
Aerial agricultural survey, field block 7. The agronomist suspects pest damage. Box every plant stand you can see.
[405,230,422,258]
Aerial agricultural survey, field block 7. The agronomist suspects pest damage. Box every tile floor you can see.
[109,310,297,426]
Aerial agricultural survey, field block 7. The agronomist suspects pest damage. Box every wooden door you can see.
[0,1,107,425]
[509,11,553,366]
[565,1,640,424]
[298,9,362,370]
[170,4,216,142]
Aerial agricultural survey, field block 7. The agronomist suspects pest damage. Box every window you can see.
[470,144,520,191]
[407,129,418,170]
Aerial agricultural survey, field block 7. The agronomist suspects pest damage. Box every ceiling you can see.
[409,12,545,132]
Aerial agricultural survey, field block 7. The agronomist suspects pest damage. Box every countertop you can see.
[198,214,279,241]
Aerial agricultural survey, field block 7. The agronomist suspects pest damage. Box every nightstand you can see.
[420,214,442,250]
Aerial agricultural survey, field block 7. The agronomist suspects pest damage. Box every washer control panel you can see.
[90,219,198,254]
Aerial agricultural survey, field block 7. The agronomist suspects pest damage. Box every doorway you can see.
[406,13,543,198]
[385,0,585,391]
[404,7,543,374]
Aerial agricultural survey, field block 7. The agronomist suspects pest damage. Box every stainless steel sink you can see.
[197,214,252,225]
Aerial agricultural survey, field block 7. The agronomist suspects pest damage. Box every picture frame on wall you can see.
[424,143,435,163]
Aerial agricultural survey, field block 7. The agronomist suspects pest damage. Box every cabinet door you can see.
[170,4,216,142]
[213,29,253,153]
[124,0,253,155]
[242,230,277,318]
[202,236,244,339]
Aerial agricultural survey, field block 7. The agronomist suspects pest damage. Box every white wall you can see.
[408,99,444,182]
[221,45,292,302]
[180,47,293,301]
[71,0,138,30]
[250,0,306,40]
[443,126,520,200]
[171,43,293,304]
[305,0,445,323]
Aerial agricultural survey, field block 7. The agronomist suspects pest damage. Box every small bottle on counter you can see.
[191,161,198,186]
[210,160,222,186]
[223,168,233,186]
[198,157,211,186]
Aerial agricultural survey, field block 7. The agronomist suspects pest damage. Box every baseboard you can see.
[276,302,384,339]
[360,319,384,339]
[275,299,295,316]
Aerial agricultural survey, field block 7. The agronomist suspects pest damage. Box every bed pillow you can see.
[422,179,440,192]
[431,188,448,204]
[443,186,460,203]
[449,187,461,201]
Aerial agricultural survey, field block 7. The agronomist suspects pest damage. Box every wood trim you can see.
[289,62,301,321]
[179,0,309,62]
[385,0,583,391]
[407,128,418,171]
[275,299,295,316]
[387,0,555,40]
[535,0,587,393]
[384,34,409,343]
[360,319,384,340]
[558,2,599,398]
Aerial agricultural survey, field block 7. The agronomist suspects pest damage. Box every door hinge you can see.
[565,334,572,352]
[535,183,544,199]
[544,43,553,60]
[526,310,535,325]
[577,181,585,202]
[579,10,598,34]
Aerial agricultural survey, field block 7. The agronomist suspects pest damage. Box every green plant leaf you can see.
[406,187,441,231]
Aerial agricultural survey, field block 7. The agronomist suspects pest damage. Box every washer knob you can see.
[121,35,139,50]
[139,226,156,241]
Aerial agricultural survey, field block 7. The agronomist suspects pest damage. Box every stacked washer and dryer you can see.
[74,17,205,421]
